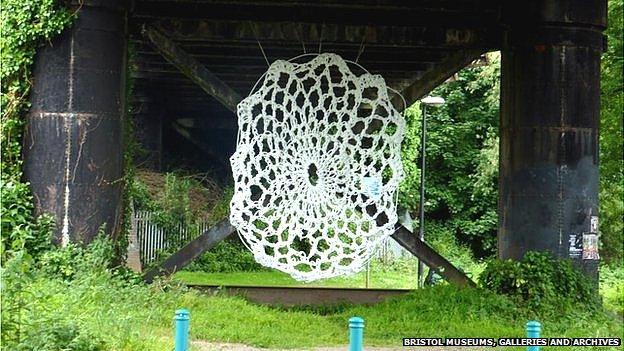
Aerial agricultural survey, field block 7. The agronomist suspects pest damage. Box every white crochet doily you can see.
[230,53,405,281]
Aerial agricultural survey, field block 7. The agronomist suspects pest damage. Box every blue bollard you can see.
[174,309,190,351]
[349,317,365,351]
[526,320,541,351]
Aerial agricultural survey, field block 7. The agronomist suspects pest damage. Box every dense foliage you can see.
[1,235,146,350]
[186,236,265,272]
[400,6,623,261]
[399,53,500,258]
[480,252,600,314]
[0,1,72,258]
[599,0,624,262]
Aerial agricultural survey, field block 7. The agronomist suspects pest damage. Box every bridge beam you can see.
[498,0,606,280]
[142,25,242,113]
[391,226,476,287]
[394,49,484,108]
[144,220,474,287]
[143,219,235,282]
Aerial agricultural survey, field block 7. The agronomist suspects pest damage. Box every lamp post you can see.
[417,96,445,288]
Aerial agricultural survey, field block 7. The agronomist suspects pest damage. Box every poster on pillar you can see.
[582,234,599,260]
[568,234,583,259]
[582,215,600,261]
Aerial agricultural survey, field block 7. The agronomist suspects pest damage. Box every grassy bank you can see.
[174,264,623,319]
[600,264,624,315]
[174,260,419,289]
[6,266,621,351]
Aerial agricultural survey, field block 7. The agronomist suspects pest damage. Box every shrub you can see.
[13,321,106,351]
[479,252,600,313]
[186,236,265,272]
[1,234,142,350]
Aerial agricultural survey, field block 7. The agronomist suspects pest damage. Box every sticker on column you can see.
[568,234,582,259]
[590,216,599,233]
[582,233,599,260]
[362,176,382,201]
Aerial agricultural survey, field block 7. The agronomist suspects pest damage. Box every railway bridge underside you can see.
[24,0,607,280]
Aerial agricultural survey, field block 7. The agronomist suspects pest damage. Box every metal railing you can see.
[131,208,409,267]
[132,211,211,265]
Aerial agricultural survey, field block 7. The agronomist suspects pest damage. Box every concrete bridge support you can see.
[499,0,606,279]
[24,1,128,244]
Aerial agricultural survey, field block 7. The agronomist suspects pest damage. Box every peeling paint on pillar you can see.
[24,0,128,245]
[499,0,606,280]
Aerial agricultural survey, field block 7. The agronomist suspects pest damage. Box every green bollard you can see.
[174,309,190,351]
[349,317,365,351]
[526,320,541,351]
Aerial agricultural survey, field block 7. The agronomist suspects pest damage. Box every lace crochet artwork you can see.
[230,53,406,281]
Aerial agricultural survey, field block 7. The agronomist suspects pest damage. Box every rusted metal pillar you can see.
[24,0,128,245]
[499,0,607,279]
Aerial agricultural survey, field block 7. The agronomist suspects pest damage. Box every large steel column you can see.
[499,0,606,279]
[24,1,128,245]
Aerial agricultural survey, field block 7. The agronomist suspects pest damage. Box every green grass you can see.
[600,264,624,316]
[174,262,418,289]
[12,272,624,351]
[6,238,622,351]
[175,249,485,290]
[176,261,624,318]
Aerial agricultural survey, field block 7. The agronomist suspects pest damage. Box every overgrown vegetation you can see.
[185,235,265,272]
[129,170,241,266]
[600,264,624,316]
[399,53,500,259]
[480,252,600,314]
[130,170,229,229]
[0,0,72,260]
[599,0,624,262]
[2,236,622,350]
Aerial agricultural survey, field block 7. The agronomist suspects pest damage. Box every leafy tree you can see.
[401,5,623,263]
[399,53,501,258]
[599,0,623,263]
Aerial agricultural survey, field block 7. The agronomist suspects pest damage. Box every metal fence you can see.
[376,237,411,262]
[132,211,211,265]
[131,209,410,267]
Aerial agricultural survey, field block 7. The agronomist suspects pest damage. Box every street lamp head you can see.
[421,96,445,107]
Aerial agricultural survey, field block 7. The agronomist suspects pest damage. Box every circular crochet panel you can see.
[230,53,405,281]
